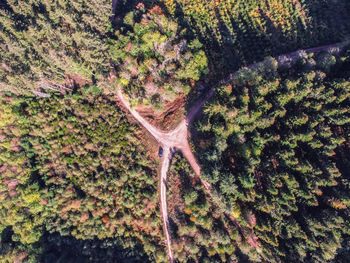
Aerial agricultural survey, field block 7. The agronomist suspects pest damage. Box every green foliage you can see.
[0,0,112,95]
[160,0,350,76]
[1,1,350,262]
[0,96,43,247]
[109,6,208,111]
[0,90,167,261]
[195,49,350,262]
[167,153,246,262]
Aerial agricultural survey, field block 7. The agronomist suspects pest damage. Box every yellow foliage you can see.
[0,100,17,128]
[22,189,41,205]
[119,78,130,86]
[330,198,347,209]
[232,202,241,218]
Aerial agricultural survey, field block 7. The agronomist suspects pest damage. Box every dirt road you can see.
[115,39,350,262]
[116,90,195,263]
[117,88,215,262]
[160,147,173,261]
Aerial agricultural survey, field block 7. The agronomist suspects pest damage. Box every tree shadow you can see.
[39,232,151,263]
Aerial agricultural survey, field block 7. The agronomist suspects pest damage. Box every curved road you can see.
[115,39,350,262]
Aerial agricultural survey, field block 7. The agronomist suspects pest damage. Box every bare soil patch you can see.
[137,95,185,131]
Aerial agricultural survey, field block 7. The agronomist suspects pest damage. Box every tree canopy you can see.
[0,0,111,95]
[108,6,208,111]
[0,89,167,262]
[195,48,350,262]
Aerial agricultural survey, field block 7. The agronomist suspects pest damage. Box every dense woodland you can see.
[0,88,169,262]
[0,0,111,95]
[1,0,350,262]
[167,153,258,262]
[160,0,350,74]
[194,48,350,262]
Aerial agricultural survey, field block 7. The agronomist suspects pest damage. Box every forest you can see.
[159,0,350,75]
[108,6,208,112]
[0,87,168,262]
[194,47,350,262]
[0,0,350,262]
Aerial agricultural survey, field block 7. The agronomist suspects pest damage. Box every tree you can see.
[108,6,208,111]
[0,0,111,95]
[195,49,350,262]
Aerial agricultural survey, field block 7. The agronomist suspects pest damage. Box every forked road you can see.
[116,71,230,263]
[116,90,203,263]
[115,39,349,263]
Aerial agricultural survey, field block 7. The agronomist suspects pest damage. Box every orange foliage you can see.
[149,6,163,15]
[102,214,109,223]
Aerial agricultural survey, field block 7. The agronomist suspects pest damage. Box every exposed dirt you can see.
[137,95,186,131]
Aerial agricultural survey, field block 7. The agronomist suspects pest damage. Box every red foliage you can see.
[7,179,19,190]
[9,190,18,197]
[40,199,48,205]
[136,2,145,10]
[126,42,132,53]
[62,146,71,154]
[247,232,259,248]
[189,78,195,87]
[80,213,89,222]
[0,164,8,173]
[246,211,257,228]
[14,252,27,263]
[271,157,279,169]
[11,146,21,152]
[10,166,18,172]
[10,137,21,153]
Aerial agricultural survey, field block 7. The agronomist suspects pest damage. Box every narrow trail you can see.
[160,148,173,261]
[115,39,349,262]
